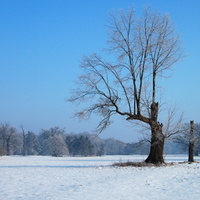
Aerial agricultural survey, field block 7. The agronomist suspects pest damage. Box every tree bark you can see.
[145,123,165,164]
[6,141,10,156]
[22,130,26,156]
[145,102,165,164]
[188,142,194,162]
[188,120,194,162]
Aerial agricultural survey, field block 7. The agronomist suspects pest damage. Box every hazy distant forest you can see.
[0,123,199,157]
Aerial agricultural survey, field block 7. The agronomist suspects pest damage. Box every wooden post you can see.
[188,120,194,162]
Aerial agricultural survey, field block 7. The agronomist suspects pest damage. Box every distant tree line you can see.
[0,124,105,157]
[0,122,199,157]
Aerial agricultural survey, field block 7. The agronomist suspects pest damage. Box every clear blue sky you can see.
[0,0,199,142]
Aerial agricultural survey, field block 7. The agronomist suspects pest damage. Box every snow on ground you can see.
[0,155,200,200]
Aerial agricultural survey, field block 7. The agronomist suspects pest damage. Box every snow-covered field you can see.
[0,155,199,200]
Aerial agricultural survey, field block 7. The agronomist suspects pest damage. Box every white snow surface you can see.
[0,155,200,200]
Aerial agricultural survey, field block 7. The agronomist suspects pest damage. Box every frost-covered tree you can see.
[104,138,126,155]
[0,123,20,155]
[38,127,69,156]
[49,134,69,157]
[26,131,40,155]
[69,7,183,163]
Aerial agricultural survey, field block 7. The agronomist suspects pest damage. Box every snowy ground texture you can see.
[0,155,200,200]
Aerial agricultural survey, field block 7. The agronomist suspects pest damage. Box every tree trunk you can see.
[20,125,27,156]
[188,120,194,162]
[22,132,26,156]
[145,123,165,164]
[188,142,194,162]
[6,141,10,156]
[145,102,165,164]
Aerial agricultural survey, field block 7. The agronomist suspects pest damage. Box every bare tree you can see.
[0,123,19,155]
[176,121,200,162]
[69,7,183,163]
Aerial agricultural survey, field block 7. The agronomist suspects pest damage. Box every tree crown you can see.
[69,7,183,132]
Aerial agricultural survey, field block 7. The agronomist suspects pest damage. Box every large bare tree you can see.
[69,7,183,163]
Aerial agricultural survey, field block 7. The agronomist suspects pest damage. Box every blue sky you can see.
[0,0,200,142]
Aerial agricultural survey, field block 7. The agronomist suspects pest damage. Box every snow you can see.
[0,155,200,200]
